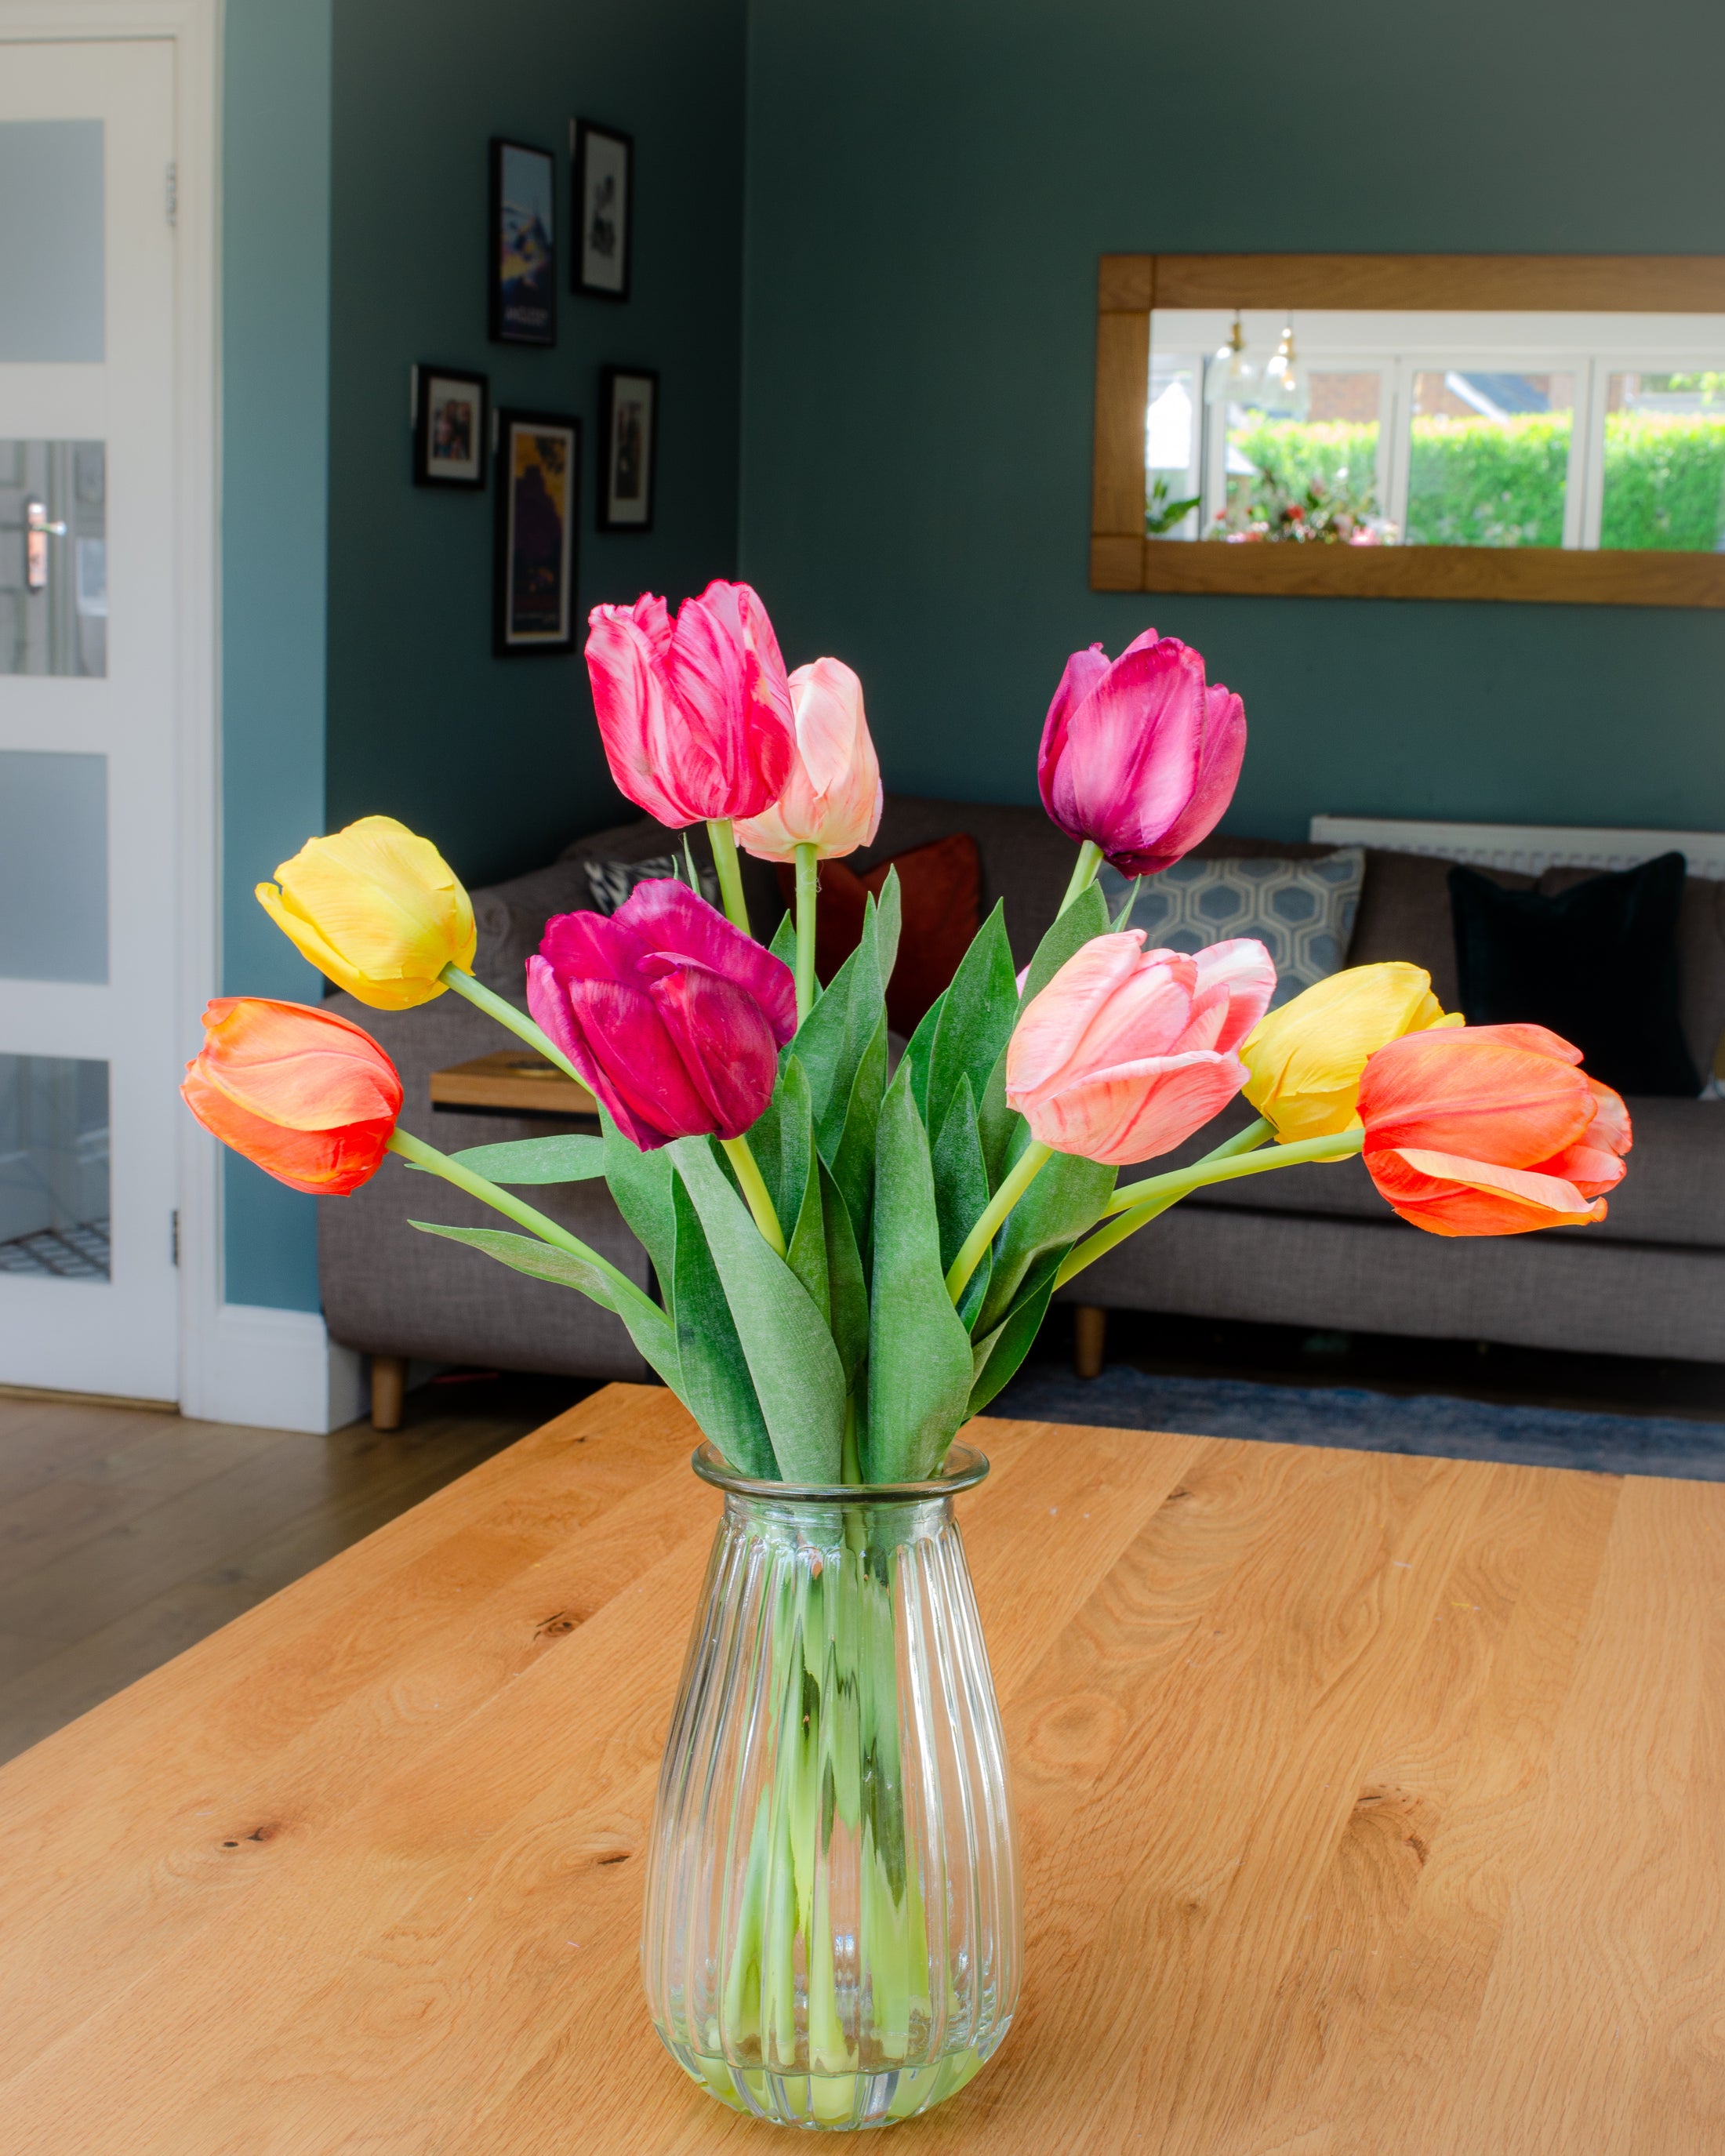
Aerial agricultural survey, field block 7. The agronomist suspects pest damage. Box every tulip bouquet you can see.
[183,583,1631,2125]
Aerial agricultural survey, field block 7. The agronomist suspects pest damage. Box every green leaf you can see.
[600,1109,677,1289]
[864,1065,975,1484]
[926,902,1017,1143]
[829,1011,887,1258]
[797,881,897,1161]
[670,1175,778,1477]
[671,1138,848,1483]
[975,1149,1115,1337]
[768,904,797,970]
[967,1253,1062,1417]
[900,992,945,1121]
[819,1156,870,1389]
[447,1134,605,1184]
[408,1220,679,1387]
[1019,880,1110,1009]
[752,1056,828,1320]
[975,1040,1020,1192]
[930,1076,989,1276]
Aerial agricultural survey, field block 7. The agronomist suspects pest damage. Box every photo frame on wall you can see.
[493,408,580,655]
[598,366,658,531]
[411,364,488,488]
[572,120,633,300]
[488,137,557,346]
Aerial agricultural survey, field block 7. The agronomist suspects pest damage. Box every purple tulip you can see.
[1037,630,1247,876]
[528,879,797,1150]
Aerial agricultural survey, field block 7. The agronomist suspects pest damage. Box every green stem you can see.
[720,1133,786,1256]
[1101,1114,1274,1215]
[707,816,751,937]
[794,840,820,1026]
[441,964,586,1087]
[386,1127,656,1319]
[1056,1127,1364,1288]
[1057,839,1105,916]
[945,1140,1053,1303]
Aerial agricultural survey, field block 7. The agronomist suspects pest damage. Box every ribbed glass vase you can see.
[642,1441,1021,2130]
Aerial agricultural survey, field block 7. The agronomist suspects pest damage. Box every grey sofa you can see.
[319,798,1725,1399]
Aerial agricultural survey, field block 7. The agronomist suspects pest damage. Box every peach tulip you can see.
[734,658,883,862]
[181,999,402,1196]
[1006,931,1276,1166]
[1357,1022,1631,1236]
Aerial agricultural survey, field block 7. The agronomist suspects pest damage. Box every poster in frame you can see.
[598,366,658,531]
[572,120,633,300]
[488,137,557,346]
[411,364,488,489]
[493,408,580,656]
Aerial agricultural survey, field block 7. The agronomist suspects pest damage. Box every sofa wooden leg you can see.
[1073,1305,1107,1381]
[371,1355,407,1432]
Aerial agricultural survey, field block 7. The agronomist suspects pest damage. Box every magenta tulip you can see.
[527,879,797,1150]
[1037,630,1246,874]
[585,582,796,827]
[1006,931,1275,1166]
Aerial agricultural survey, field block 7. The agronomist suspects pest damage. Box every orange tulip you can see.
[1357,1022,1631,1237]
[181,998,403,1196]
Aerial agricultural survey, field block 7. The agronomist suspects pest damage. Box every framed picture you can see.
[572,120,633,300]
[488,137,556,345]
[493,408,580,655]
[412,364,488,488]
[598,366,658,531]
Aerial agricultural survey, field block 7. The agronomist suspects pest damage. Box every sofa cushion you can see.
[777,833,982,1033]
[1540,864,1725,1084]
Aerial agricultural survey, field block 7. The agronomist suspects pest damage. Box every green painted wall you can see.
[221,0,333,1311]
[738,0,1725,838]
[324,0,749,891]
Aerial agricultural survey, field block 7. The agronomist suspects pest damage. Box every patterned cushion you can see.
[583,854,719,915]
[1098,847,1366,1009]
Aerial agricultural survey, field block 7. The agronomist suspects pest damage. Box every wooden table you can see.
[429,1049,599,1121]
[2,1385,1721,2153]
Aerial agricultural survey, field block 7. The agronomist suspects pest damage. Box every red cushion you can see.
[775,833,981,1035]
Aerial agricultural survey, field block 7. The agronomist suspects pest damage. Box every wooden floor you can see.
[0,1374,587,1767]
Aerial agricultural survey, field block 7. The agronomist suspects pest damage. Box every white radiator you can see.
[1309,815,1725,882]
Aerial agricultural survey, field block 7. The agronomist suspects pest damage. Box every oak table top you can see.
[2,1384,1720,2154]
[428,1048,599,1121]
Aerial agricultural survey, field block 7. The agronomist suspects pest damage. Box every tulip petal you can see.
[1120,682,1248,875]
[643,959,780,1138]
[1358,1029,1596,1171]
[1006,932,1151,1103]
[1049,638,1208,862]
[539,905,647,987]
[585,603,696,826]
[1189,937,1276,1053]
[527,956,665,1152]
[1037,642,1117,815]
[1367,1144,1607,1236]
[567,975,717,1145]
[259,816,475,1007]
[616,878,799,1044]
[1026,1048,1248,1166]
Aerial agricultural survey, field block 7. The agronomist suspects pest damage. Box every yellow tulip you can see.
[1240,962,1462,1141]
[256,816,476,1010]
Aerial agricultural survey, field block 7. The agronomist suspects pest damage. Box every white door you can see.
[0,39,180,1399]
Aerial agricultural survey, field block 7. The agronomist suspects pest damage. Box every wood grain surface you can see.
[1101,251,1725,313]
[2,1383,1720,2154]
[429,1050,600,1120]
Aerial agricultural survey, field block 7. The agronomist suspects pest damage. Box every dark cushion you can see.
[1449,853,1700,1096]
[783,833,982,1033]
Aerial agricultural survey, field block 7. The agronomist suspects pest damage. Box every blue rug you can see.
[993,1363,1725,1482]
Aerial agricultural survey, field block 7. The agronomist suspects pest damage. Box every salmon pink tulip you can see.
[735,657,883,862]
[180,999,402,1196]
[1038,630,1246,875]
[1006,931,1276,1166]
[585,581,796,827]
[1358,1022,1632,1237]
[528,878,797,1150]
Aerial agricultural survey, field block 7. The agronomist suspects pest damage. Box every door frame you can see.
[0,0,359,1431]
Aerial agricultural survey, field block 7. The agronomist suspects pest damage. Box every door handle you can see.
[25,499,69,592]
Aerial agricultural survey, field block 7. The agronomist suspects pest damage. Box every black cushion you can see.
[1448,854,1701,1098]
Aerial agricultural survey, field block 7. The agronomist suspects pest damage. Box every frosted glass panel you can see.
[0,119,104,362]
[0,750,107,982]
[0,440,107,677]
[0,1055,109,1279]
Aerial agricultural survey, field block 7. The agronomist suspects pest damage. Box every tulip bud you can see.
[181,999,403,1195]
[586,581,796,828]
[1037,630,1246,875]
[1006,931,1276,1167]
[256,816,476,1010]
[1357,1022,1632,1236]
[1241,962,1462,1142]
[735,658,884,862]
[527,878,797,1151]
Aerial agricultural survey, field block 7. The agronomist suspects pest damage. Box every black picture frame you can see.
[572,120,633,301]
[411,363,488,489]
[492,408,581,656]
[488,136,557,346]
[597,366,659,532]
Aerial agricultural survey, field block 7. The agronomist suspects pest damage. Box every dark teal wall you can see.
[221,0,332,1312]
[324,0,750,891]
[738,0,1725,838]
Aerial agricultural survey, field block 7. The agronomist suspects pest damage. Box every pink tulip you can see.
[735,658,884,862]
[585,581,796,826]
[1006,931,1275,1166]
[528,879,797,1150]
[1038,630,1246,874]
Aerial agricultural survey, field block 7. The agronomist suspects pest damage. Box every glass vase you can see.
[642,1441,1022,2130]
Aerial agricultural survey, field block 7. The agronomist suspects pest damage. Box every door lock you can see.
[25,499,68,592]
